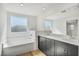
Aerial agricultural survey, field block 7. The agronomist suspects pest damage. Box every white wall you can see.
[1,8,7,44]
[0,4,3,42]
[0,4,7,43]
[52,19,66,35]
[0,4,4,56]
[52,7,79,35]
[37,15,46,31]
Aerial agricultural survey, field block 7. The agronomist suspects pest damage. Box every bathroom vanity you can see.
[38,33,78,56]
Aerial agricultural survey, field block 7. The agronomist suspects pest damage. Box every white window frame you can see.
[43,19,53,31]
[7,12,29,34]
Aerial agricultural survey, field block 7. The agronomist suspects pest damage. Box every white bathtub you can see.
[2,31,37,56]
[3,42,35,56]
[3,37,36,56]
[3,36,36,56]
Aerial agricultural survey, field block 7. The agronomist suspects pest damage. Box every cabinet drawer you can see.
[67,44,78,56]
[55,40,68,56]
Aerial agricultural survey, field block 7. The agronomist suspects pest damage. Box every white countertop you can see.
[38,32,79,46]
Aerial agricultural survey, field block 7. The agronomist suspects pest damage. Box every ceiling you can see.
[2,3,78,16]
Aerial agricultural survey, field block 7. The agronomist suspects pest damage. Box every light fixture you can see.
[20,3,24,7]
[42,7,46,11]
[61,10,66,13]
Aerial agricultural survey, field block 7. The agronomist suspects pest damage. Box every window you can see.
[10,16,28,32]
[43,20,53,31]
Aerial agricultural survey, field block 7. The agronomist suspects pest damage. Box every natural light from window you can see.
[10,16,28,32]
[43,20,53,31]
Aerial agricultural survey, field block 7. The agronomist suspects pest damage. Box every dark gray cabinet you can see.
[38,36,46,53]
[38,36,55,56]
[38,36,78,56]
[67,43,78,56]
[55,40,68,56]
[55,40,78,56]
[45,39,51,55]
[50,39,55,56]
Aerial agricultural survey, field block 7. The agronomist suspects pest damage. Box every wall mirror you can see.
[66,19,78,38]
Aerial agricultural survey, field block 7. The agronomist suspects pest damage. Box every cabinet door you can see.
[38,36,41,50]
[38,36,44,51]
[45,38,51,56]
[50,39,55,56]
[42,37,47,54]
[38,36,46,53]
[55,40,68,56]
[67,44,78,56]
